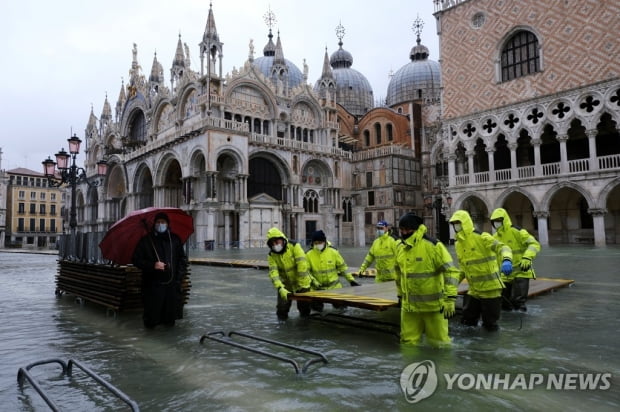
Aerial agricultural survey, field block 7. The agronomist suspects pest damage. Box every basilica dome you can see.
[314,39,374,117]
[252,31,304,88]
[386,38,441,106]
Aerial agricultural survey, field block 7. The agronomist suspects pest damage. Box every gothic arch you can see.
[597,177,620,209]
[225,79,278,117]
[300,158,332,186]
[541,181,594,211]
[493,186,541,211]
[153,100,175,133]
[212,146,247,175]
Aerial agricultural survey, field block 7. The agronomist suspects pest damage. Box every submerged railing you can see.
[17,358,139,411]
[200,330,328,374]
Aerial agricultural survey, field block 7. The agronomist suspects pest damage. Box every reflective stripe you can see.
[465,255,496,265]
[406,271,437,279]
[445,277,459,286]
[408,292,443,302]
[526,245,538,253]
[315,269,336,275]
[469,272,500,283]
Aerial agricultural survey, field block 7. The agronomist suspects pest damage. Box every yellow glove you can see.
[310,276,321,289]
[278,286,291,300]
[441,298,456,319]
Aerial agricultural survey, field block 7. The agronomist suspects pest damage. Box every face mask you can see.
[272,244,283,253]
[314,243,325,251]
[492,221,503,230]
[452,223,462,233]
[155,223,168,233]
[400,231,413,240]
[376,230,385,236]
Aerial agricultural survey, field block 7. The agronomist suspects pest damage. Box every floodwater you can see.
[1,245,619,411]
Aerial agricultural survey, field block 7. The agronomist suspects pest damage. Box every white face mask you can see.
[452,223,463,233]
[155,223,168,233]
[272,244,284,253]
[376,229,385,236]
[314,243,325,251]
[492,221,503,230]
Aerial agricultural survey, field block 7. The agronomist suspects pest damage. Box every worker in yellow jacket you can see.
[394,213,460,347]
[266,227,312,320]
[357,220,398,282]
[490,208,541,312]
[449,210,512,332]
[306,230,360,312]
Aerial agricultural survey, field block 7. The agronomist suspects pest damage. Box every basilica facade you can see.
[70,1,619,253]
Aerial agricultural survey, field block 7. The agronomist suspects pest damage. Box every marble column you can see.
[533,211,549,246]
[589,208,607,246]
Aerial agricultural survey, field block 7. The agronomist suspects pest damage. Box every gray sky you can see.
[0,0,439,172]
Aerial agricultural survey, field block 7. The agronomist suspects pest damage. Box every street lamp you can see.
[424,186,453,243]
[42,134,108,259]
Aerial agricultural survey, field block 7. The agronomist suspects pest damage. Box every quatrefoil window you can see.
[552,102,571,119]
[463,123,476,137]
[482,119,497,133]
[527,108,544,124]
[504,113,520,129]
[580,95,600,113]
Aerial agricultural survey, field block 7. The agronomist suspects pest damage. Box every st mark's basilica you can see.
[73,0,619,252]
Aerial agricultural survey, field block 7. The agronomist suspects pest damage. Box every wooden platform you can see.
[191,257,268,269]
[56,261,191,313]
[291,277,574,311]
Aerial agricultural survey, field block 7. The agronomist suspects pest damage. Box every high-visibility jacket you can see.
[450,210,512,299]
[306,245,353,290]
[394,224,460,312]
[491,208,541,281]
[266,228,310,292]
[359,232,398,282]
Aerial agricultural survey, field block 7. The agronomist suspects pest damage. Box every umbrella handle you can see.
[142,218,162,262]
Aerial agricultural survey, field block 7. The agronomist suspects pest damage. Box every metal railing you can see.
[200,330,328,374]
[17,358,139,411]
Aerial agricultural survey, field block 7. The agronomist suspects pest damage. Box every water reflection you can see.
[1,246,619,411]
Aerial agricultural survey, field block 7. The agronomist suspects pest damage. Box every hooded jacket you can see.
[359,231,398,282]
[394,224,460,312]
[266,227,311,292]
[449,210,512,298]
[490,208,541,281]
[306,243,353,289]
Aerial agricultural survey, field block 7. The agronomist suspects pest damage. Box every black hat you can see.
[311,230,326,243]
[154,212,170,224]
[398,213,423,230]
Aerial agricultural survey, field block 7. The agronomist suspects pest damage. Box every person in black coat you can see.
[132,212,188,328]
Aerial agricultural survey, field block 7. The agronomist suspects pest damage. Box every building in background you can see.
[54,1,619,257]
[0,148,8,248]
[5,168,65,249]
[432,0,620,246]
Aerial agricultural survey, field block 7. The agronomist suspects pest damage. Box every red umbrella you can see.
[99,207,194,265]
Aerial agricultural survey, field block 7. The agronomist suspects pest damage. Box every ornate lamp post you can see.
[42,134,108,259]
[424,185,453,244]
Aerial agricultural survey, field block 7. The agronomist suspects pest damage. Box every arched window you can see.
[342,197,352,222]
[129,112,146,142]
[364,130,370,146]
[303,190,319,213]
[375,123,382,144]
[387,123,393,141]
[501,30,540,82]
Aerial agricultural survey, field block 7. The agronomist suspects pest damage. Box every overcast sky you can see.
[0,0,439,172]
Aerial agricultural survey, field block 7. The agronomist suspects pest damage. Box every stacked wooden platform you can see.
[56,261,191,313]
